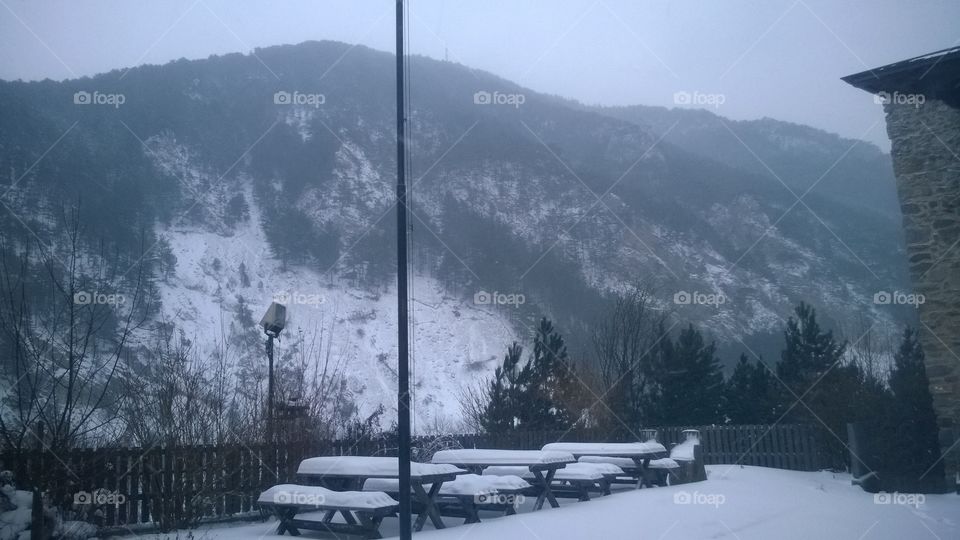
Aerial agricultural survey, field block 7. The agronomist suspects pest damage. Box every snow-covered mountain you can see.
[0,40,917,428]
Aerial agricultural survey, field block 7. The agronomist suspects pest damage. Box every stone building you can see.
[844,47,959,489]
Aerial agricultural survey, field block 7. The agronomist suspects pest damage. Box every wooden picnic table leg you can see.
[275,507,301,536]
[532,469,560,510]
[356,511,386,540]
[633,457,653,488]
[412,481,446,531]
[459,495,481,524]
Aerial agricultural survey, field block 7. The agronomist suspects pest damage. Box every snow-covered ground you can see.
[132,465,959,540]
[153,173,518,431]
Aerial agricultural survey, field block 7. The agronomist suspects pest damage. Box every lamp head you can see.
[260,301,287,336]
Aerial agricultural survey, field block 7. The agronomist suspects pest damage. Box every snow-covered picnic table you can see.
[484,462,624,500]
[257,484,398,538]
[296,456,467,531]
[542,442,668,487]
[363,474,531,523]
[431,449,575,510]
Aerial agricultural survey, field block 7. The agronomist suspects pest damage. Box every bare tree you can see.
[843,314,894,384]
[0,204,149,451]
[455,380,489,434]
[590,283,666,431]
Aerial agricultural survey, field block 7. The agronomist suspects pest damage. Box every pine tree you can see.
[516,318,579,430]
[724,354,778,424]
[776,302,856,467]
[887,328,942,481]
[481,343,522,433]
[649,324,724,426]
[480,319,581,433]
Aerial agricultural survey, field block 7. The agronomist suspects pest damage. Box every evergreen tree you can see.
[776,302,857,467]
[887,328,942,481]
[648,324,724,426]
[480,343,522,433]
[517,318,579,430]
[480,319,581,432]
[724,354,778,424]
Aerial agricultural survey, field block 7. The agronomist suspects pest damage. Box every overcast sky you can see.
[2,0,959,150]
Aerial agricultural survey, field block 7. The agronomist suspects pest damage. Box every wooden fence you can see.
[0,424,828,531]
[656,424,826,471]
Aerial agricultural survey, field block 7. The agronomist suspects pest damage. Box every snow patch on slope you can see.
[156,179,517,431]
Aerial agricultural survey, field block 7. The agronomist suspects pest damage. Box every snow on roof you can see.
[432,449,575,466]
[257,484,398,509]
[297,456,465,478]
[363,474,530,496]
[542,441,666,456]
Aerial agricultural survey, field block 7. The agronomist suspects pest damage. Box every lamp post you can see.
[260,301,287,444]
[395,2,412,539]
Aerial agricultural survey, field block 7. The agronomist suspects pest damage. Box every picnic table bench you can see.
[542,442,667,488]
[296,456,466,531]
[484,461,622,502]
[257,484,397,539]
[432,449,575,510]
[364,474,530,524]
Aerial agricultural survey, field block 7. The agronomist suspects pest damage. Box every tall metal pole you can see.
[267,334,275,444]
[395,1,412,539]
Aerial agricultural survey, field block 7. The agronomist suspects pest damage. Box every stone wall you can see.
[884,97,960,486]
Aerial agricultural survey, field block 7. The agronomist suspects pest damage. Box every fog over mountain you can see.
[0,41,917,425]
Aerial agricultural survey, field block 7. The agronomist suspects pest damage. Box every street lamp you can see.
[260,301,286,444]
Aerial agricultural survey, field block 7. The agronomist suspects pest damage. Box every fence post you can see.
[30,488,45,540]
